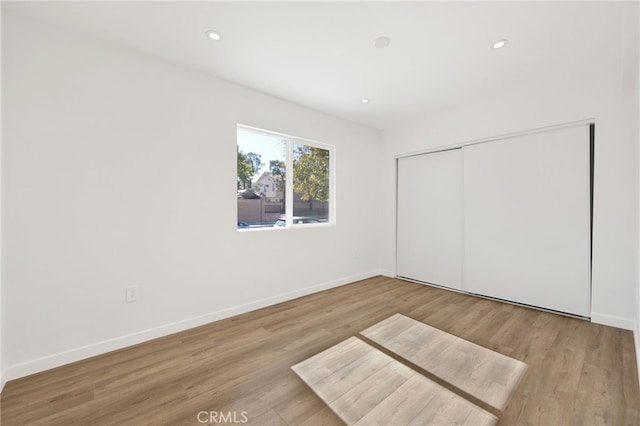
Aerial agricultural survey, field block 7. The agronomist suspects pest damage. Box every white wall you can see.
[635,70,640,386]
[0,0,4,392]
[1,12,381,380]
[634,2,640,386]
[380,71,639,331]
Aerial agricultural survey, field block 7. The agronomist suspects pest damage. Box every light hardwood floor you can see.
[360,313,527,412]
[1,276,639,425]
[292,336,498,425]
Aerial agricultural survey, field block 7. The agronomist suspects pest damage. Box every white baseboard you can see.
[3,271,382,383]
[635,321,640,390]
[377,269,396,278]
[591,312,635,330]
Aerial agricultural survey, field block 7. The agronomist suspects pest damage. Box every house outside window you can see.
[237,125,334,229]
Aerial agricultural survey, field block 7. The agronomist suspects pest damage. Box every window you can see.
[237,125,334,229]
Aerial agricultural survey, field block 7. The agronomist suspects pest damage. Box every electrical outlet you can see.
[126,285,138,303]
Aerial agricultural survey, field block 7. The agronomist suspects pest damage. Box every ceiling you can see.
[3,1,638,130]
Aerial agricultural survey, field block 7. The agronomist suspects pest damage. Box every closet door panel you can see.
[463,125,590,316]
[397,149,463,290]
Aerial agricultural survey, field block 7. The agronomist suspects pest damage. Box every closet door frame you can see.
[394,119,594,318]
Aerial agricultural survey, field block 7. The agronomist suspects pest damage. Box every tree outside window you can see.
[237,126,333,229]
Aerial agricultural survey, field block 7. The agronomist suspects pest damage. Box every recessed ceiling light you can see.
[492,39,509,49]
[361,98,370,104]
[374,36,391,49]
[206,30,221,41]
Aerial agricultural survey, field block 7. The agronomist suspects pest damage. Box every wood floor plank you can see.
[1,276,638,425]
[298,406,344,426]
[354,374,436,426]
[361,313,527,411]
[292,337,497,426]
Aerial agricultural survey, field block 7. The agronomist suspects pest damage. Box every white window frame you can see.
[237,124,336,231]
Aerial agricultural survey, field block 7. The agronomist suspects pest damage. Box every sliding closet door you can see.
[464,125,590,316]
[397,149,463,290]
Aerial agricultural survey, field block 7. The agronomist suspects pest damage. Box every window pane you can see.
[237,128,286,228]
[292,143,330,224]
